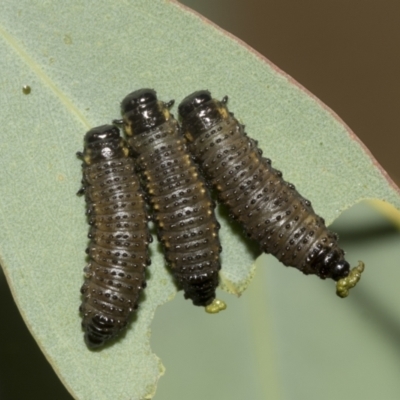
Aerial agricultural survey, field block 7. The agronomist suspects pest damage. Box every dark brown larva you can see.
[178,91,364,297]
[77,125,151,348]
[114,89,225,313]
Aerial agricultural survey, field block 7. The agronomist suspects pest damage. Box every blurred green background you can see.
[1,1,400,399]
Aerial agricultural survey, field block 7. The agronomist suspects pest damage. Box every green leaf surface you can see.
[0,1,399,399]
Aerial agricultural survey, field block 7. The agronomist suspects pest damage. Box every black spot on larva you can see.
[117,89,221,307]
[179,91,363,292]
[77,125,151,349]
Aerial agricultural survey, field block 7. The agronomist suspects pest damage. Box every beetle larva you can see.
[114,89,225,313]
[77,125,151,348]
[178,91,364,297]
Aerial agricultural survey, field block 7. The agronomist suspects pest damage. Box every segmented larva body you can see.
[77,125,151,348]
[115,89,224,312]
[178,91,364,297]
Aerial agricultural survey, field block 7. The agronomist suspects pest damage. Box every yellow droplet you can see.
[336,261,365,298]
[22,85,31,95]
[205,299,227,314]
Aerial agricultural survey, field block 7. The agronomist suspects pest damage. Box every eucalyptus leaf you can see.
[1,0,399,399]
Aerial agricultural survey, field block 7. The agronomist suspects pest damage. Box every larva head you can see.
[120,89,171,136]
[83,125,127,164]
[178,90,212,117]
[120,88,158,114]
[178,90,229,135]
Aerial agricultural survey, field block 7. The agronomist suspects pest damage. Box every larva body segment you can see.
[78,125,151,348]
[117,89,223,309]
[178,91,364,297]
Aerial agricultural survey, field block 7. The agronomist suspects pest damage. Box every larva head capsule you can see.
[83,125,125,163]
[179,90,228,134]
[84,124,120,144]
[120,88,158,114]
[178,90,212,117]
[119,89,171,136]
